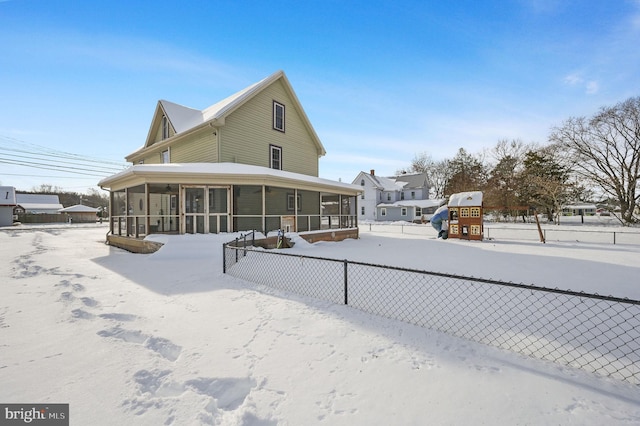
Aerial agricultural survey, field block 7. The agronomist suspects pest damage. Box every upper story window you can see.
[387,193,391,201]
[270,144,282,170]
[161,149,170,164]
[411,191,415,199]
[273,101,285,132]
[162,115,170,139]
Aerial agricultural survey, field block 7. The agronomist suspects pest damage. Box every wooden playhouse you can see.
[447,191,483,241]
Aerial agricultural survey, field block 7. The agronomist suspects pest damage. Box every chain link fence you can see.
[223,240,640,385]
[360,223,640,245]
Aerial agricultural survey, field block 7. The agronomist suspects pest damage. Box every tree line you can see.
[397,96,640,225]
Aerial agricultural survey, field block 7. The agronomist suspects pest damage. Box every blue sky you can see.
[1,0,639,193]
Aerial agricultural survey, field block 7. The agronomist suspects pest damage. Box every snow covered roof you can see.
[0,186,17,206]
[393,173,428,189]
[358,173,405,191]
[448,191,483,207]
[563,203,597,209]
[99,162,361,194]
[133,70,326,159]
[15,194,64,211]
[59,204,100,213]
[377,199,446,208]
[158,100,202,134]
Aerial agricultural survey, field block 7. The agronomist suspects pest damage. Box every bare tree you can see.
[550,96,640,225]
[397,151,450,199]
[429,159,451,199]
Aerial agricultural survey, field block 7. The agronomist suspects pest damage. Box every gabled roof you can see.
[134,70,326,158]
[159,100,202,134]
[353,171,406,191]
[394,172,428,189]
[0,186,17,206]
[16,193,63,210]
[59,204,100,213]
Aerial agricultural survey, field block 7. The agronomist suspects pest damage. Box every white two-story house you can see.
[352,170,444,223]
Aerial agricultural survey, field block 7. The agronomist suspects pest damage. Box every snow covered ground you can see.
[1,223,639,425]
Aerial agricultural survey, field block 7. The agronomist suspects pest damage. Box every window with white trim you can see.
[162,115,170,139]
[161,150,169,164]
[270,144,282,170]
[273,101,285,132]
[381,208,386,216]
[287,193,301,211]
[401,207,407,216]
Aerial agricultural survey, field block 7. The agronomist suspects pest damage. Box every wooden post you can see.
[534,210,545,243]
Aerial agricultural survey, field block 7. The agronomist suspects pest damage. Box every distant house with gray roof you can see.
[59,204,100,223]
[352,170,443,222]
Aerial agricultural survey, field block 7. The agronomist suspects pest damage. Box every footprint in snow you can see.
[97,326,182,361]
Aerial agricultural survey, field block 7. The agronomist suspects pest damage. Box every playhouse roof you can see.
[448,191,483,207]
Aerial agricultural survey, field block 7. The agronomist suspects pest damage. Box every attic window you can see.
[273,101,285,132]
[162,115,170,139]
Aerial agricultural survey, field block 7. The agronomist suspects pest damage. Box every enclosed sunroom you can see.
[99,163,360,238]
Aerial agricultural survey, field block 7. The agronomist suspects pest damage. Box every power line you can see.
[0,172,99,180]
[0,134,130,169]
[0,134,130,182]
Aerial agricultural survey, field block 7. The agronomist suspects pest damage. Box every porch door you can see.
[184,186,229,234]
[185,187,205,234]
[208,187,229,233]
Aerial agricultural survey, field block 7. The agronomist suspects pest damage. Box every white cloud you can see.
[586,81,599,94]
[563,73,584,86]
[563,72,600,95]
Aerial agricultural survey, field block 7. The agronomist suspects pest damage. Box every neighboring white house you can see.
[562,203,597,216]
[14,193,64,214]
[352,170,440,222]
[0,186,17,227]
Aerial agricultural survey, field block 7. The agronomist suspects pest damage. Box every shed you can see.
[0,186,17,227]
[448,191,483,241]
[59,205,100,223]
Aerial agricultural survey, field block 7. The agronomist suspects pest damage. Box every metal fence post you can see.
[343,259,348,305]
[222,243,227,273]
[614,231,616,245]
